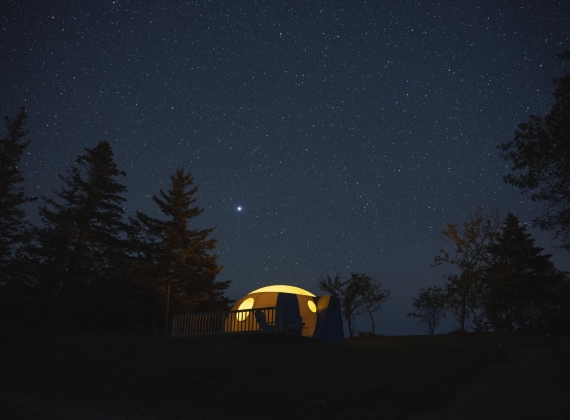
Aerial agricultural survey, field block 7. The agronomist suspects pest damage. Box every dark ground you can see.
[412,346,570,420]
[1,333,569,420]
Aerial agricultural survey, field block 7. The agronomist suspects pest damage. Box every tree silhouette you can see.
[408,286,448,335]
[362,279,391,334]
[318,269,390,337]
[434,209,500,332]
[485,213,560,332]
[133,169,230,327]
[36,141,130,331]
[500,50,570,250]
[0,107,36,280]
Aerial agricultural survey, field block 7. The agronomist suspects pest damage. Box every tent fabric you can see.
[313,295,344,345]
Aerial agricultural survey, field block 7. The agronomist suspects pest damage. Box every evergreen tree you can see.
[133,169,230,327]
[36,141,130,331]
[484,214,560,332]
[0,107,36,279]
[126,210,166,334]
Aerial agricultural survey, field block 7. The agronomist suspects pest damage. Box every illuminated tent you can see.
[226,285,344,344]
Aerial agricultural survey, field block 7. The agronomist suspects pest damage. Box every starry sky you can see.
[2,0,569,335]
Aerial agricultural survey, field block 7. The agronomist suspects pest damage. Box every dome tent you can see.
[226,285,344,344]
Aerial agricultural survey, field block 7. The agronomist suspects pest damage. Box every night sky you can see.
[3,0,569,334]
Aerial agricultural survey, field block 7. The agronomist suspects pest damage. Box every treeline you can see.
[0,108,231,335]
[408,210,570,335]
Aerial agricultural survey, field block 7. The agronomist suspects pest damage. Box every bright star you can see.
[237,206,242,212]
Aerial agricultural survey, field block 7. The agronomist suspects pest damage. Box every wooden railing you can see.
[171,306,284,337]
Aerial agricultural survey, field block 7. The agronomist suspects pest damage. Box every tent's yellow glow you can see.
[307,300,317,313]
[248,285,316,297]
[236,298,255,321]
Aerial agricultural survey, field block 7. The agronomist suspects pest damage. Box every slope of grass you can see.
[0,332,558,420]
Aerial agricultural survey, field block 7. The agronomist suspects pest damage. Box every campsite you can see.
[2,332,569,419]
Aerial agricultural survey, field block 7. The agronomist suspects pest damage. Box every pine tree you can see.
[133,169,230,325]
[0,107,36,279]
[485,214,559,332]
[36,141,130,331]
[126,210,166,334]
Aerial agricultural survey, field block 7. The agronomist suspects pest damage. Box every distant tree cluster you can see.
[415,209,568,335]
[411,51,570,336]
[0,108,231,335]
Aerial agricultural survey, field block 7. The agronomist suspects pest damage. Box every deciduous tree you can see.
[408,286,448,335]
[434,209,500,332]
[363,279,391,334]
[318,269,390,337]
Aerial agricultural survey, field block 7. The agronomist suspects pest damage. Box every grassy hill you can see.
[1,333,568,420]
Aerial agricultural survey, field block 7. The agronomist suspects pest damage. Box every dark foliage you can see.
[318,268,390,337]
[0,108,38,334]
[34,141,131,332]
[434,209,500,332]
[408,286,448,335]
[485,214,566,333]
[131,169,231,333]
[499,50,570,250]
[433,211,568,334]
[0,107,36,280]
[0,126,232,336]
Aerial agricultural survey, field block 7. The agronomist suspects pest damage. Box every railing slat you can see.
[171,307,284,337]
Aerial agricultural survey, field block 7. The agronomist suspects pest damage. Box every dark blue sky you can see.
[2,0,569,334]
